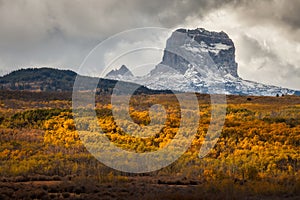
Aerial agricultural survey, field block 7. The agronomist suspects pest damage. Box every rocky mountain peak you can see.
[158,28,238,77]
[106,65,133,78]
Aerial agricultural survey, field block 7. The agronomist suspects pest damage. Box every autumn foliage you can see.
[0,92,300,199]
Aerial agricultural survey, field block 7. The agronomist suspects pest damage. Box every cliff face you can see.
[159,28,238,77]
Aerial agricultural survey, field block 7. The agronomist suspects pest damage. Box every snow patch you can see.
[183,42,232,55]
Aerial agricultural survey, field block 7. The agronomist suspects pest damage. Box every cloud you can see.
[0,0,232,73]
[181,1,300,90]
[0,0,233,41]
[0,0,299,89]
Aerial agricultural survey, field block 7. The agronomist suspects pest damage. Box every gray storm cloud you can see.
[0,0,299,89]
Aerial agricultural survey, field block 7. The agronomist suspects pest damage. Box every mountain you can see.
[0,67,172,95]
[1,28,298,96]
[106,65,133,79]
[159,28,238,77]
[105,28,298,96]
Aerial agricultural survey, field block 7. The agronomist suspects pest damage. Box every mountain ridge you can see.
[1,66,298,97]
[105,28,298,96]
[0,67,173,95]
[1,28,299,96]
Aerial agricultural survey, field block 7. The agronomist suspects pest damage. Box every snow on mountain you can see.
[105,28,298,96]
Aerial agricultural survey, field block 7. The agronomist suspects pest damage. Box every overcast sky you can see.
[0,0,299,90]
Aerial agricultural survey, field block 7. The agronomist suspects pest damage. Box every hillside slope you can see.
[0,68,172,95]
